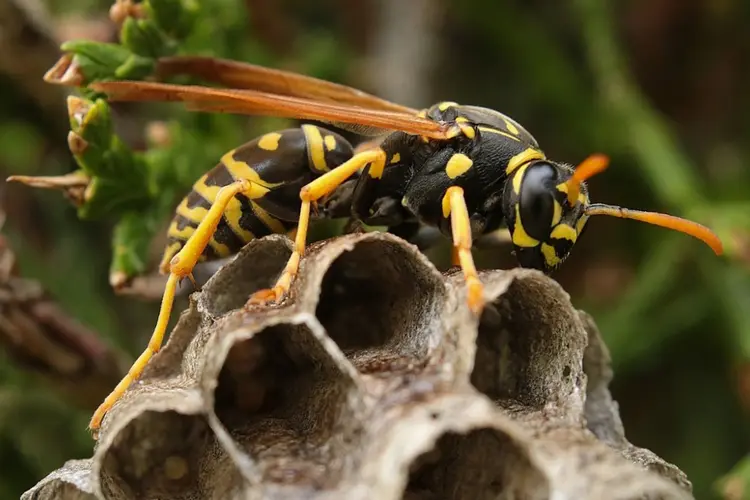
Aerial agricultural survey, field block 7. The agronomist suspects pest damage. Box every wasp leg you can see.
[451,246,460,267]
[248,149,387,305]
[89,179,254,436]
[442,186,484,315]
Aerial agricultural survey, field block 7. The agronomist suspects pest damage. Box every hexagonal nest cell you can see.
[24,232,695,500]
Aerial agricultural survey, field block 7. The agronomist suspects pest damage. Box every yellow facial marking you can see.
[506,148,546,175]
[551,223,577,242]
[438,101,457,111]
[445,153,473,179]
[390,152,401,164]
[552,199,562,227]
[541,243,561,267]
[512,205,540,247]
[258,132,282,151]
[455,116,469,123]
[512,164,529,195]
[504,118,520,136]
[301,124,329,172]
[576,214,589,235]
[220,152,283,196]
[477,126,520,142]
[324,135,336,151]
[556,183,569,195]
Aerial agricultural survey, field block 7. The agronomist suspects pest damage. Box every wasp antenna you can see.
[565,154,609,206]
[585,203,724,255]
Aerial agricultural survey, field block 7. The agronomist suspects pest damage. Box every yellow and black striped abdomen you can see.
[159,126,355,273]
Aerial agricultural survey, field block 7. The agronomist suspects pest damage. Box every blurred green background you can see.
[0,0,748,499]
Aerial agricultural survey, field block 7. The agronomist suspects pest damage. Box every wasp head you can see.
[502,154,722,274]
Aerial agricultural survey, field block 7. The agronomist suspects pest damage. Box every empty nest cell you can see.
[312,235,446,372]
[471,270,588,414]
[98,412,213,499]
[197,235,293,317]
[406,427,550,500]
[208,318,367,490]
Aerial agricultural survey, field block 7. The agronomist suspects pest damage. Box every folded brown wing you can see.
[91,80,451,139]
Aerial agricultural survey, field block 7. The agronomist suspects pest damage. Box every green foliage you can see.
[62,39,155,83]
[59,0,197,87]
[144,0,199,40]
[68,98,151,218]
[39,0,262,282]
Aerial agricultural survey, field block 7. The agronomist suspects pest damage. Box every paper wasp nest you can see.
[24,232,693,500]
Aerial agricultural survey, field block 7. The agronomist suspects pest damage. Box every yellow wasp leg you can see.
[248,149,387,305]
[443,186,485,315]
[89,179,254,436]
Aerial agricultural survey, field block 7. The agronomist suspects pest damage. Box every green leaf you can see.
[112,53,157,80]
[59,40,155,84]
[145,0,200,40]
[65,98,152,218]
[67,97,113,168]
[110,211,160,282]
[120,17,176,59]
[60,40,131,72]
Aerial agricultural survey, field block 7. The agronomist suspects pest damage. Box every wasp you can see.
[60,56,722,434]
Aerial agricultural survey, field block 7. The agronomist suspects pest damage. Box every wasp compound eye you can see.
[519,162,558,241]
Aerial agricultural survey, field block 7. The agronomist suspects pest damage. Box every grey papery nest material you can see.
[24,232,693,500]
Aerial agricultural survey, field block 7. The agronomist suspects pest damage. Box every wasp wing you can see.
[90,81,451,139]
[156,56,418,114]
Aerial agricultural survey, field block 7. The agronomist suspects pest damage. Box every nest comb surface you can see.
[24,232,694,500]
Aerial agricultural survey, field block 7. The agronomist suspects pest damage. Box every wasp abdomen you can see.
[159,126,355,273]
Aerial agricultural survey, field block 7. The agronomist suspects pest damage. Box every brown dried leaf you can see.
[23,233,694,500]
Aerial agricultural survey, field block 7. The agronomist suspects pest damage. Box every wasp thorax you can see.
[503,160,589,273]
